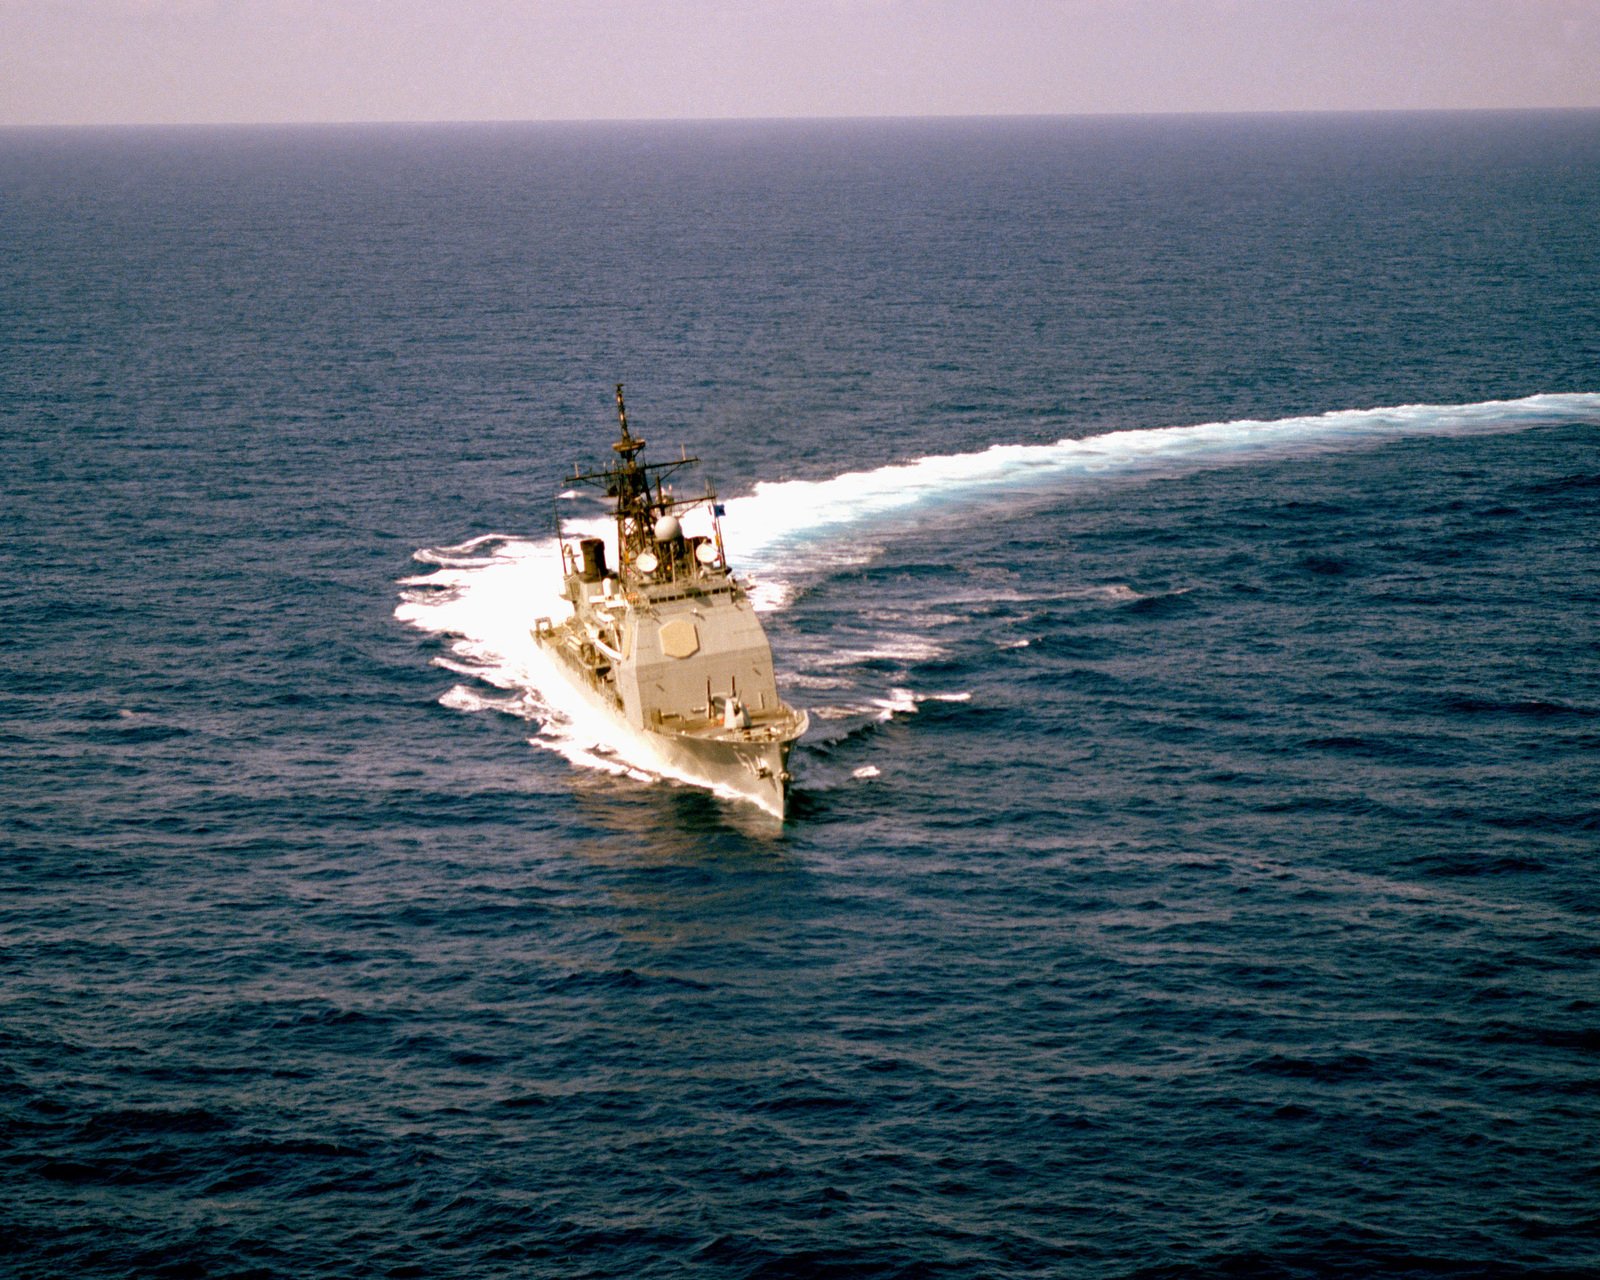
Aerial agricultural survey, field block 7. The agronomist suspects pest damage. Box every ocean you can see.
[2,111,1598,1278]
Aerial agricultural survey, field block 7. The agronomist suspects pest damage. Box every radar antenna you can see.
[565,385,705,571]
[614,384,645,460]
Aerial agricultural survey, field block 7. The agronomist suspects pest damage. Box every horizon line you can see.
[6,104,1600,133]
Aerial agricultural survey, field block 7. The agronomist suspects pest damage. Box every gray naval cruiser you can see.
[531,387,808,818]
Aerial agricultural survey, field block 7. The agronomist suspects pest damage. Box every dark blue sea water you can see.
[3,112,1599,1279]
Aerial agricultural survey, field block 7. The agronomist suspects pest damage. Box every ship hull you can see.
[535,637,803,819]
[656,726,799,819]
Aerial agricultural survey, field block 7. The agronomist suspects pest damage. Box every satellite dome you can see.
[654,515,681,542]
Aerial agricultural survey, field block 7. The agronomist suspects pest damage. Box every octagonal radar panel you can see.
[659,618,699,659]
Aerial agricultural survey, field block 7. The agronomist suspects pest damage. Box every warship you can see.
[531,387,808,818]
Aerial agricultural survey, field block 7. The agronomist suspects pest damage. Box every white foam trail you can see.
[806,687,972,735]
[439,685,533,717]
[396,393,1598,795]
[808,638,949,669]
[718,394,1600,579]
[529,730,658,785]
[873,688,919,720]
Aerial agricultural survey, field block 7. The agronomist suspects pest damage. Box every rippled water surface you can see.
[3,113,1599,1278]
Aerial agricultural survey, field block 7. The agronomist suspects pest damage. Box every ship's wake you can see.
[396,392,1599,804]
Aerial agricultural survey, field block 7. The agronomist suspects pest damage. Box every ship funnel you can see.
[578,537,608,582]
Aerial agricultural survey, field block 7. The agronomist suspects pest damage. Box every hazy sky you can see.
[4,0,1598,127]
